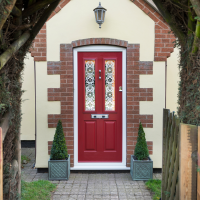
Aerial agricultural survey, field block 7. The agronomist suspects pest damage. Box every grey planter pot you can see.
[130,155,153,181]
[48,155,70,181]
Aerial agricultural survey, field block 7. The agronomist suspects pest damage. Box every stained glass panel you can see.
[105,60,115,111]
[85,60,95,111]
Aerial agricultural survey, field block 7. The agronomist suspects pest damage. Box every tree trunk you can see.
[0,0,17,31]
[190,0,200,17]
[0,31,30,70]
[178,39,200,125]
[22,0,58,18]
[30,0,60,39]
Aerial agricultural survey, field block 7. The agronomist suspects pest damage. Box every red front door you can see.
[78,52,122,162]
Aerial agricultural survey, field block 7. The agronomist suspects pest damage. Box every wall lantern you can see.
[93,2,107,28]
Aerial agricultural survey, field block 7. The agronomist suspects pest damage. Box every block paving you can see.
[21,148,161,200]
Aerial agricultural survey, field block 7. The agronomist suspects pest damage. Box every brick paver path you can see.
[21,148,161,199]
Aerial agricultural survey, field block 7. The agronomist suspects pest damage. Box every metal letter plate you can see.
[91,114,109,119]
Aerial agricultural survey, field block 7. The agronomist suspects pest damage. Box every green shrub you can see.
[134,122,149,160]
[145,179,161,200]
[21,155,30,164]
[50,120,68,160]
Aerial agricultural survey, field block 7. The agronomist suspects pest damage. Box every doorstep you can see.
[71,166,130,170]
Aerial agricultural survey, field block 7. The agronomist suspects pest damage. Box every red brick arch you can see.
[31,0,175,62]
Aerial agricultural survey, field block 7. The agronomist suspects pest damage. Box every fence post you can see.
[162,110,180,199]
[162,108,170,199]
[198,126,200,200]
[0,128,3,200]
[179,124,198,199]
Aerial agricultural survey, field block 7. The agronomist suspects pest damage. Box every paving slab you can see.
[21,148,161,199]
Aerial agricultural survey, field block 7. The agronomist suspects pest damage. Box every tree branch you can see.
[0,30,4,44]
[22,0,57,18]
[0,0,17,31]
[8,23,34,30]
[30,0,60,40]
[11,6,21,17]
[190,0,200,18]
[0,31,30,70]
[152,0,186,45]
[171,0,188,9]
[192,21,200,53]
[0,0,60,70]
[188,1,196,35]
[28,0,36,7]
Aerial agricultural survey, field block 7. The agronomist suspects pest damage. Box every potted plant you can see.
[130,122,153,181]
[48,120,70,180]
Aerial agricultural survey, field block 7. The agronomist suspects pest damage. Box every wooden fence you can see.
[162,109,200,200]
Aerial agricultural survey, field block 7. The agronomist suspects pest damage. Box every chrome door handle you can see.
[99,70,101,79]
[119,86,122,92]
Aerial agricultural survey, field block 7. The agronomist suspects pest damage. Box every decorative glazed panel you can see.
[85,60,95,111]
[105,60,115,111]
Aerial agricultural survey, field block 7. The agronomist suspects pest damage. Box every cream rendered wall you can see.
[47,0,155,62]
[166,48,180,113]
[35,62,60,168]
[34,0,177,168]
[140,62,165,168]
[21,53,35,140]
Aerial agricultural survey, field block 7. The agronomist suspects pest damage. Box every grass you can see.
[21,155,31,164]
[21,180,57,200]
[145,179,161,200]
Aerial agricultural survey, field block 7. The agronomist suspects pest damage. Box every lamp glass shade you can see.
[95,11,98,21]
[93,2,107,28]
[98,10,102,21]
[102,10,105,22]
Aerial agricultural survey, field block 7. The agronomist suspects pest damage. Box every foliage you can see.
[177,35,200,125]
[50,120,68,160]
[0,0,61,198]
[21,155,30,164]
[3,162,20,200]
[0,74,10,117]
[197,165,200,173]
[152,0,200,126]
[21,180,56,200]
[145,179,161,200]
[2,42,29,199]
[134,122,149,160]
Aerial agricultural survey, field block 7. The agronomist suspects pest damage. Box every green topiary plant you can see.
[50,120,68,160]
[134,122,149,160]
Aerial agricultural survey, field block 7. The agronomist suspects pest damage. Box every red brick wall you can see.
[47,44,74,166]
[31,24,46,61]
[46,38,153,167]
[31,0,175,62]
[126,43,153,166]
[131,0,175,61]
[30,0,71,61]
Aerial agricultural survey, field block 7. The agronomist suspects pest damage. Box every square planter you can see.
[130,155,153,181]
[48,155,70,181]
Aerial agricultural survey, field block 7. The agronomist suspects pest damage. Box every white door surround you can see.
[72,45,128,170]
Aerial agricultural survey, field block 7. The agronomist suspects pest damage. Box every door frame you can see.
[72,45,128,170]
